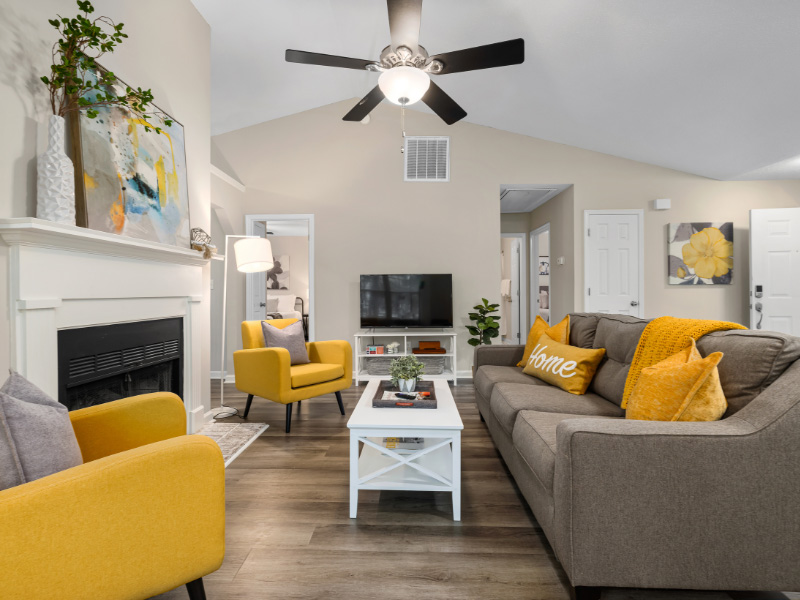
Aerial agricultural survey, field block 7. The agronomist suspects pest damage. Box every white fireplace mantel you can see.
[0,218,209,267]
[0,217,211,432]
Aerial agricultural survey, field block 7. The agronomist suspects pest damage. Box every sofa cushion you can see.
[590,315,648,405]
[518,315,570,367]
[490,382,623,435]
[290,363,344,388]
[696,330,800,415]
[474,365,547,401]
[513,410,615,493]
[568,313,601,348]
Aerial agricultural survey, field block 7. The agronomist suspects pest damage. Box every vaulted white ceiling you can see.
[191,0,800,180]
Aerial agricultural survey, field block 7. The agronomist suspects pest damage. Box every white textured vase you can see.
[37,115,76,225]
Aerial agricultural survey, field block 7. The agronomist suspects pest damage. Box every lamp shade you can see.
[234,238,273,273]
[378,66,430,106]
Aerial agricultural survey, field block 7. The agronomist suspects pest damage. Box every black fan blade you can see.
[387,0,422,52]
[430,38,524,74]
[343,86,385,121]
[285,49,374,71]
[421,81,466,125]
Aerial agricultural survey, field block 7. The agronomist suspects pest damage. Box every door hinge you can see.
[588,288,591,296]
[587,228,591,237]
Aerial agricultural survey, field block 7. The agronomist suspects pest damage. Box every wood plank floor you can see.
[152,382,797,600]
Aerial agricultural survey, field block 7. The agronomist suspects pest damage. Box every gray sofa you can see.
[473,313,800,599]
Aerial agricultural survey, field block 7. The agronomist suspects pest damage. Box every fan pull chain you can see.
[400,104,406,154]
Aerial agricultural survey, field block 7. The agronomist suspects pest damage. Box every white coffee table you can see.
[347,379,464,521]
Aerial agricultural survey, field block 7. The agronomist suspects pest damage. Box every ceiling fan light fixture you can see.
[378,65,430,106]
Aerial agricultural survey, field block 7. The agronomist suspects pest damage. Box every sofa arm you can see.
[69,392,186,462]
[474,344,524,370]
[307,340,352,384]
[0,435,224,600]
[551,415,800,590]
[234,346,292,399]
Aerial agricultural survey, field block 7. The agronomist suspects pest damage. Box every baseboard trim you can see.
[210,371,235,383]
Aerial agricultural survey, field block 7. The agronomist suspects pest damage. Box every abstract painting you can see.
[668,222,733,285]
[267,254,290,290]
[75,69,190,247]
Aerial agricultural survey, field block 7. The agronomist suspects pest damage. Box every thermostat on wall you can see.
[654,198,671,210]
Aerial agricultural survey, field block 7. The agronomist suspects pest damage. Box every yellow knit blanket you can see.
[621,316,746,408]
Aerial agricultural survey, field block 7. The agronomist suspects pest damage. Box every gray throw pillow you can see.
[0,371,83,490]
[262,320,310,365]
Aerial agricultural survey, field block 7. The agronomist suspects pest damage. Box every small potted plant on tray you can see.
[390,355,425,393]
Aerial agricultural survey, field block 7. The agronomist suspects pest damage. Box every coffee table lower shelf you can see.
[349,431,461,521]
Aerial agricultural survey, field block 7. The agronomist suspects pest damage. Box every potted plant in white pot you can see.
[38,0,171,225]
[390,355,425,393]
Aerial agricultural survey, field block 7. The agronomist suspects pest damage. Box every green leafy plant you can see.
[389,355,425,386]
[40,0,171,133]
[467,298,501,347]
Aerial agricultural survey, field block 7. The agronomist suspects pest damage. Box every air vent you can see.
[404,136,449,182]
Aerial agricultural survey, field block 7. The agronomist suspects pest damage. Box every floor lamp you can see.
[217,235,273,418]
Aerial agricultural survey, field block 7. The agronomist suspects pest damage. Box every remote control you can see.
[396,393,416,400]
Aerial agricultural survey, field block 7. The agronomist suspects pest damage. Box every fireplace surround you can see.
[0,218,211,432]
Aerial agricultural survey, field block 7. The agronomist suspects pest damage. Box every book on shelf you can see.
[383,437,424,450]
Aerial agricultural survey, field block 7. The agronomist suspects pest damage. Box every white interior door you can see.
[249,220,267,321]
[584,211,643,316]
[750,208,800,334]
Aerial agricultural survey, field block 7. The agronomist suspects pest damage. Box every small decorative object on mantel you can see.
[40,1,185,245]
[467,298,501,347]
[36,115,75,225]
[190,228,217,259]
[389,355,425,393]
[668,222,734,285]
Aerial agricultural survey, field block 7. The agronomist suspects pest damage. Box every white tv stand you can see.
[353,329,458,386]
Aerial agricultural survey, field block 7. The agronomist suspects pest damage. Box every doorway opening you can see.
[500,233,526,343]
[245,214,315,341]
[500,184,572,336]
[531,224,551,325]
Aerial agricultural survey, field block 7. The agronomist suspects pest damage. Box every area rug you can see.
[196,422,268,467]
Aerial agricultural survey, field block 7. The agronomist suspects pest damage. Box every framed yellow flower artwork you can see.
[668,222,733,285]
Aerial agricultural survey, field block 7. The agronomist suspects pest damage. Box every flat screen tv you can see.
[360,274,453,328]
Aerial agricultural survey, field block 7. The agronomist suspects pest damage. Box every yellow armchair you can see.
[234,319,352,432]
[0,392,224,600]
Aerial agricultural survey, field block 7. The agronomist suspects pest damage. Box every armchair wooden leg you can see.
[186,578,207,600]
[297,401,301,410]
[243,394,254,419]
[335,391,345,415]
[286,403,293,433]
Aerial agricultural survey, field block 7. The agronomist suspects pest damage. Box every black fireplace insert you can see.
[57,318,183,411]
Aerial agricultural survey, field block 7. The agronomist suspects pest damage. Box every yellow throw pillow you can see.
[522,333,606,395]
[517,315,570,367]
[625,340,727,422]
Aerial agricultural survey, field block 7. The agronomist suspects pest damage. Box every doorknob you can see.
[259,302,266,307]
[630,300,639,306]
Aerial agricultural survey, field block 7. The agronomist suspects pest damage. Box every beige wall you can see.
[0,0,211,407]
[213,99,800,374]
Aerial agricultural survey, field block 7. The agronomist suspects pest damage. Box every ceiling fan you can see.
[285,0,525,125]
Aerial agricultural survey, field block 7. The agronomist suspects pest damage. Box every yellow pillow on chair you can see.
[625,340,727,422]
[517,315,570,367]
